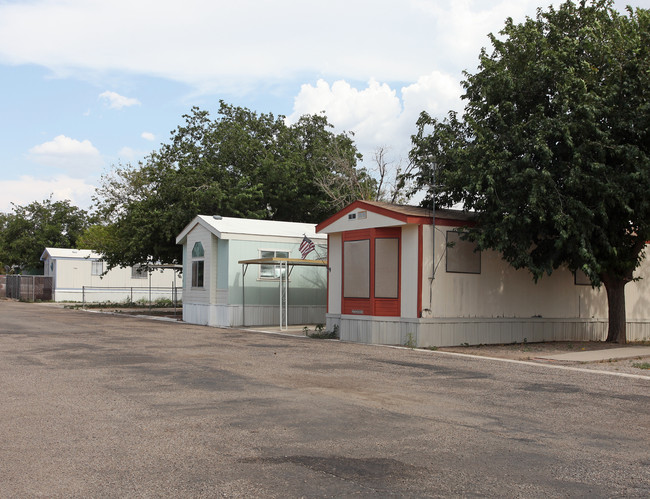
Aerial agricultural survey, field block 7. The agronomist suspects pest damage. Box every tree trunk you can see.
[602,275,628,344]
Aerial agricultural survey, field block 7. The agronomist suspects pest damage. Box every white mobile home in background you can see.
[176,215,327,328]
[40,248,180,303]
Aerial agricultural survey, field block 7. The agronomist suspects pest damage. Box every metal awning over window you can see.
[238,257,328,330]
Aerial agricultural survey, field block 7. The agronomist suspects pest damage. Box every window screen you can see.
[260,250,289,279]
[343,239,370,298]
[91,260,103,276]
[446,231,481,274]
[374,238,399,298]
[131,264,147,279]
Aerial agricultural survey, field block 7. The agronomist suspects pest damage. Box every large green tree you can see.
[93,101,375,269]
[409,0,650,343]
[0,197,94,273]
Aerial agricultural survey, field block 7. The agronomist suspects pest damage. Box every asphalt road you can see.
[1,301,648,498]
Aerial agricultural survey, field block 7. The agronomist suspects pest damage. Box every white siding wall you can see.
[424,224,650,321]
[209,233,218,304]
[400,225,419,318]
[327,233,342,314]
[323,208,406,233]
[182,224,214,306]
[184,303,326,328]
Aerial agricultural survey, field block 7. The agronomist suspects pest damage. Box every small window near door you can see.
[446,231,481,274]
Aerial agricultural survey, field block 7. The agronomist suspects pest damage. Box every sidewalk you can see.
[537,346,650,362]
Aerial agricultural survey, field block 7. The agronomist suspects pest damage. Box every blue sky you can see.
[1,0,647,213]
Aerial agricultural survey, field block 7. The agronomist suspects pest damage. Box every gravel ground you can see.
[33,300,650,377]
[2,300,649,497]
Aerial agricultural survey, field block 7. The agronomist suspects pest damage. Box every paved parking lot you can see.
[1,301,649,497]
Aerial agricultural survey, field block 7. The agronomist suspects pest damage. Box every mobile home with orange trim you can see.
[316,200,650,347]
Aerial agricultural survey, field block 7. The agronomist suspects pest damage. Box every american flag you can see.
[299,235,315,259]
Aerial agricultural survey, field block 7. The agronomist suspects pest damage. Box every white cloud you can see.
[290,79,401,144]
[99,90,141,109]
[0,175,96,212]
[141,132,155,141]
[28,135,103,174]
[289,74,463,164]
[401,72,465,117]
[2,0,641,92]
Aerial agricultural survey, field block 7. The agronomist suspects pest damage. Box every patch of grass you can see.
[67,298,182,310]
[404,333,417,349]
[422,346,438,351]
[306,324,339,340]
[632,362,650,370]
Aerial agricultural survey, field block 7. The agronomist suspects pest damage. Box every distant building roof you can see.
[176,215,325,244]
[40,248,103,261]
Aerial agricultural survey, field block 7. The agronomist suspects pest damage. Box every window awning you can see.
[237,257,327,267]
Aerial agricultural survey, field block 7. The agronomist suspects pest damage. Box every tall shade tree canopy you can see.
[0,198,93,273]
[409,0,650,343]
[92,101,375,269]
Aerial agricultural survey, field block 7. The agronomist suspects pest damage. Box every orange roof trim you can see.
[316,200,475,232]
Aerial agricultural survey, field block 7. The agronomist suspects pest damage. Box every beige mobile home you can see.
[41,248,180,303]
[317,200,650,347]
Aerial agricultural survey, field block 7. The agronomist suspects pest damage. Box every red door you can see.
[341,227,400,317]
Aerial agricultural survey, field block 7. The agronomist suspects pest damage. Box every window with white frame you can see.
[191,242,205,288]
[446,230,481,274]
[131,264,148,279]
[91,260,103,276]
[259,249,290,279]
[192,261,204,287]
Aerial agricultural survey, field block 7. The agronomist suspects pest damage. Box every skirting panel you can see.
[326,314,650,347]
[184,303,326,328]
